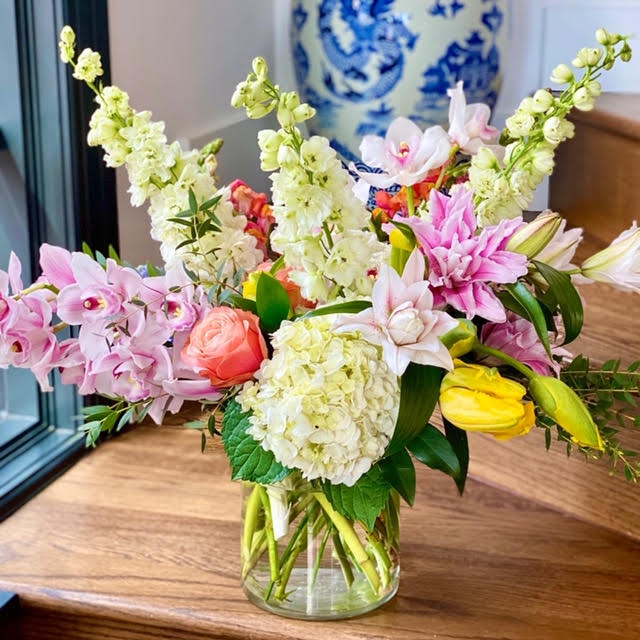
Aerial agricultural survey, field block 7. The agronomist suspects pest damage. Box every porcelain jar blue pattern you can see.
[290,0,509,162]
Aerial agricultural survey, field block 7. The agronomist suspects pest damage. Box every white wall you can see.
[108,0,276,264]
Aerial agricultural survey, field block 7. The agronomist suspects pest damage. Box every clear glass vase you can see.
[240,475,400,620]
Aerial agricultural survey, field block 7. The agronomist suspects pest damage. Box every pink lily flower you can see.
[447,81,500,154]
[351,117,451,189]
[481,312,571,376]
[334,248,457,376]
[395,189,528,323]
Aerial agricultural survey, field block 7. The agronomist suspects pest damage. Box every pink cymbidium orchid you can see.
[38,244,75,289]
[393,189,527,323]
[351,117,451,189]
[334,248,457,376]
[447,81,500,155]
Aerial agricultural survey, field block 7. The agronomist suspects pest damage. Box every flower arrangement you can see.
[2,25,639,619]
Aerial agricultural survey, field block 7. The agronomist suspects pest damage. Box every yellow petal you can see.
[441,361,526,401]
[490,401,536,440]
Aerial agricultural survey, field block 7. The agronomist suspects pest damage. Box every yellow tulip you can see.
[529,375,603,449]
[440,361,535,441]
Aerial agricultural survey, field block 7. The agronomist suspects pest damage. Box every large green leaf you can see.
[379,449,416,506]
[532,260,584,344]
[255,272,291,333]
[503,282,552,358]
[221,400,290,484]
[322,465,392,531]
[386,364,443,457]
[443,418,469,495]
[302,300,371,318]
[228,293,258,314]
[407,424,461,480]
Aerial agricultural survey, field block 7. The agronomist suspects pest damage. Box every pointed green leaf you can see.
[221,400,291,484]
[386,364,443,457]
[301,300,372,318]
[408,424,460,479]
[322,465,391,531]
[503,282,552,358]
[255,272,291,333]
[379,449,416,506]
[532,260,584,344]
[188,187,198,215]
[443,418,469,495]
[228,294,258,314]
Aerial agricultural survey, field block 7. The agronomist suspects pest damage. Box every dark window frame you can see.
[0,0,117,519]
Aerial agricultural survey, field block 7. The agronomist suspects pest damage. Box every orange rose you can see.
[181,307,268,387]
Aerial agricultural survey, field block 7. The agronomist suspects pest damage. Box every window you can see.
[0,0,117,518]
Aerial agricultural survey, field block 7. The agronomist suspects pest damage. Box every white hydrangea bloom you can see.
[239,317,400,486]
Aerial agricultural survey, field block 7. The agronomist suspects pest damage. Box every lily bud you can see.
[506,210,563,258]
[440,320,477,358]
[550,63,573,84]
[580,222,640,292]
[440,361,535,441]
[529,375,603,449]
[389,228,415,252]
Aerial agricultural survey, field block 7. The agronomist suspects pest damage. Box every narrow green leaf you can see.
[188,188,198,215]
[380,449,416,506]
[228,293,258,314]
[301,300,372,318]
[108,245,121,264]
[201,431,207,453]
[269,255,285,275]
[322,465,391,531]
[504,282,552,358]
[221,400,290,484]
[184,420,205,429]
[167,217,194,228]
[81,241,94,258]
[208,414,217,437]
[200,194,222,210]
[255,272,291,333]
[117,406,136,431]
[95,250,107,268]
[386,364,443,457]
[533,260,584,344]
[146,261,161,277]
[408,424,461,479]
[443,418,469,495]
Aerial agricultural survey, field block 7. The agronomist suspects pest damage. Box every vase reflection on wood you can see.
[290,0,509,162]
[241,476,400,620]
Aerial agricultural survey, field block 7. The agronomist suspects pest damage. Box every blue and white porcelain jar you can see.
[290,0,509,162]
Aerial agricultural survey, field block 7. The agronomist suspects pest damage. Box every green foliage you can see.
[221,399,291,484]
[502,282,552,357]
[301,300,372,319]
[379,449,416,506]
[255,272,291,333]
[81,400,146,447]
[557,355,640,481]
[443,419,469,494]
[322,465,392,531]
[532,261,583,344]
[386,364,443,456]
[407,423,463,492]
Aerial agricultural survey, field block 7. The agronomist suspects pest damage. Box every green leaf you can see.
[188,187,198,215]
[117,406,136,432]
[379,449,416,506]
[532,260,584,344]
[301,300,372,318]
[108,245,121,264]
[221,400,291,484]
[208,413,217,437]
[167,217,194,228]
[200,194,222,210]
[255,272,291,333]
[443,418,469,495]
[322,465,391,531]
[81,241,94,258]
[503,282,552,358]
[386,364,443,456]
[408,424,461,479]
[228,293,258,314]
[184,420,205,429]
[269,255,285,275]
[201,431,207,453]
[146,261,161,277]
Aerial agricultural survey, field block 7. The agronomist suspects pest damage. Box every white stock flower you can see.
[239,317,400,486]
[73,48,103,83]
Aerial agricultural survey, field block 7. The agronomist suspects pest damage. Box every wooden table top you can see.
[0,279,639,640]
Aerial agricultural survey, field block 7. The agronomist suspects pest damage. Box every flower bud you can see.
[595,28,612,45]
[247,100,276,119]
[580,222,640,292]
[573,87,595,111]
[518,97,537,114]
[529,375,603,449]
[230,82,248,108]
[620,43,632,62]
[542,116,565,145]
[60,25,75,44]
[506,112,535,138]
[586,80,602,97]
[440,361,535,441]
[200,138,224,157]
[531,145,555,175]
[506,210,563,258]
[473,146,498,170]
[204,153,218,176]
[389,228,415,252]
[251,56,268,80]
[440,320,476,358]
[550,64,574,84]
[532,89,554,113]
[292,103,316,123]
[277,144,298,168]
[571,57,586,69]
